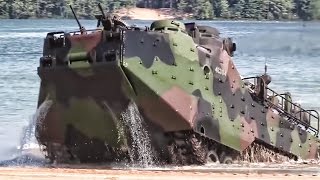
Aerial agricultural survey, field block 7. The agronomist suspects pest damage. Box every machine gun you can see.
[96,3,113,31]
[70,5,86,34]
[95,3,128,31]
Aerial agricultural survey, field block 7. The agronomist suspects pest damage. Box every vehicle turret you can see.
[150,20,186,32]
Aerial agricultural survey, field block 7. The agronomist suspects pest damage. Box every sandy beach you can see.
[0,167,319,180]
[114,7,188,20]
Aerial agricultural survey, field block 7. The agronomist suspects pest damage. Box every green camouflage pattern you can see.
[35,13,320,164]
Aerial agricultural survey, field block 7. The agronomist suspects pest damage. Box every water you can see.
[120,102,155,167]
[19,100,52,152]
[238,143,290,163]
[0,19,319,165]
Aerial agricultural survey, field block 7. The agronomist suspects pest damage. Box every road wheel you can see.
[220,152,233,164]
[206,150,219,163]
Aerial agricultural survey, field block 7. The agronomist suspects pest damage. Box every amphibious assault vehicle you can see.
[35,5,320,165]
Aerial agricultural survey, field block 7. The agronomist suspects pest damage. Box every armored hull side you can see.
[121,22,320,162]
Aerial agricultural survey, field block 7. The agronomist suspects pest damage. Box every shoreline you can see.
[0,8,319,22]
[0,18,319,24]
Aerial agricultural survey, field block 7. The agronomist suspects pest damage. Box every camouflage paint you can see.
[36,17,320,163]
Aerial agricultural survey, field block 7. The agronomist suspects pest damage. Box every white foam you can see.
[120,102,155,168]
[17,142,40,150]
[18,100,52,155]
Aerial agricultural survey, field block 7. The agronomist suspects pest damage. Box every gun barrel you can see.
[98,3,106,19]
[69,5,82,29]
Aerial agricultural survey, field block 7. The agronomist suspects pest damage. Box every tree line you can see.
[0,0,319,20]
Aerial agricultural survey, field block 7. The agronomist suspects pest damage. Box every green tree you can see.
[311,0,320,19]
[194,0,214,19]
[230,0,245,19]
[294,0,313,20]
[271,0,294,19]
[219,0,230,18]
[10,0,37,18]
[178,0,193,13]
[0,0,10,18]
[0,0,319,20]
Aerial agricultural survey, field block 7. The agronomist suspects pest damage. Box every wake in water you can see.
[120,102,155,168]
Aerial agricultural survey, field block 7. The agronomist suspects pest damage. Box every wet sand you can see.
[0,167,320,180]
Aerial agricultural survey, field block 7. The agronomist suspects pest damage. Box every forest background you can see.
[0,0,319,20]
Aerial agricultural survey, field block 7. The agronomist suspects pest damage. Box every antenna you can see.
[69,5,86,34]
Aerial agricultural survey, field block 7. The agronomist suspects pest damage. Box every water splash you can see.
[238,143,290,163]
[19,100,53,151]
[120,102,155,167]
[1,100,53,166]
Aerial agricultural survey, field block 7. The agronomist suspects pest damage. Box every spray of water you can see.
[5,100,54,166]
[19,100,53,152]
[237,143,290,163]
[120,102,155,167]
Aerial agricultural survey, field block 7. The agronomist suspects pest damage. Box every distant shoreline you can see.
[1,8,319,22]
[1,18,318,24]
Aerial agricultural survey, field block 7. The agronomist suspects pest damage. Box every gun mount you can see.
[94,3,128,31]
